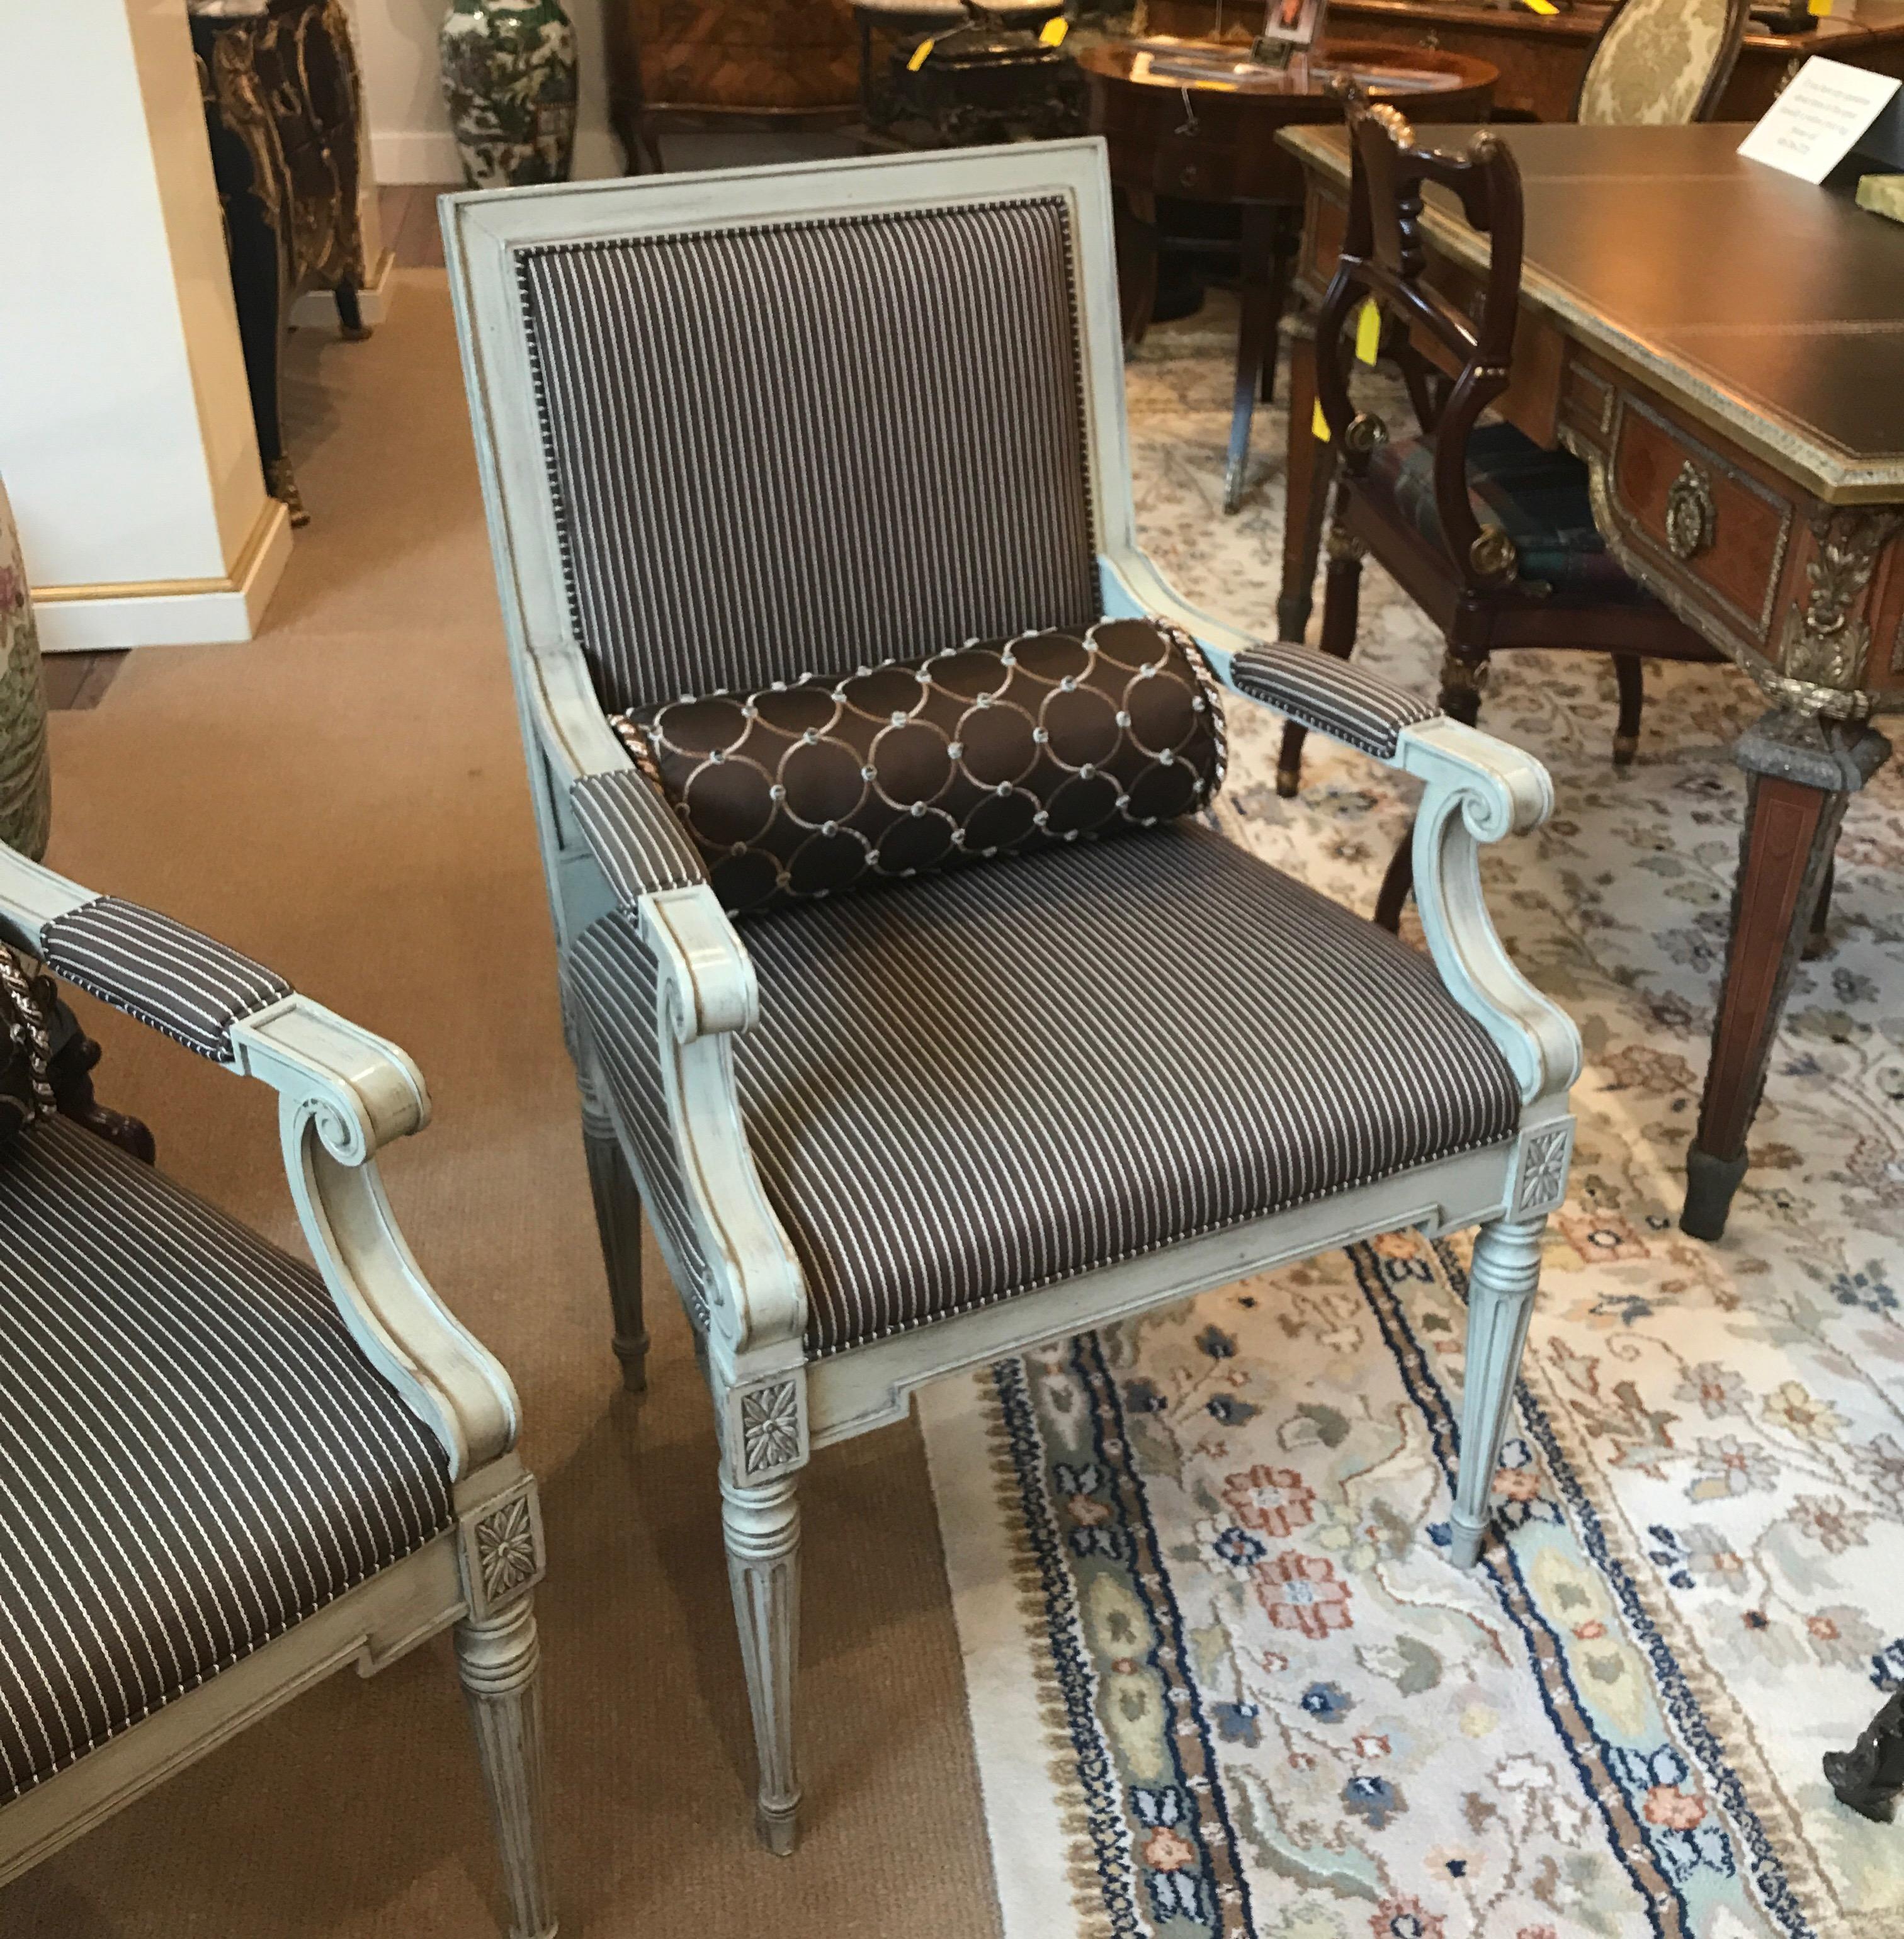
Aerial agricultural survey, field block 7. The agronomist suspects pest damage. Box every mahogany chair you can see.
[1272,101,1727,929]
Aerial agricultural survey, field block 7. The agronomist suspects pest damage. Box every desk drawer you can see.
[1602,395,1796,653]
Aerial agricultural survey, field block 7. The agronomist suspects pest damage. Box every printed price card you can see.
[1737,57,1901,184]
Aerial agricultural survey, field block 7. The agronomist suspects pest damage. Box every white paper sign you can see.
[1737,57,1902,184]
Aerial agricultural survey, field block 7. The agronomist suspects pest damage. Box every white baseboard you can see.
[288,246,398,331]
[34,500,295,652]
[370,125,625,185]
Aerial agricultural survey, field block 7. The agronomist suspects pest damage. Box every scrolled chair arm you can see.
[526,635,808,1364]
[1206,639,1580,1112]
[0,847,521,1481]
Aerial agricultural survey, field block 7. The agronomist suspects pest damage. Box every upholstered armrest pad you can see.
[1229,643,1441,762]
[570,767,707,908]
[38,897,292,1062]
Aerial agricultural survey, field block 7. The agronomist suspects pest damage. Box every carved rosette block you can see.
[730,1374,807,1480]
[460,1478,548,1622]
[1510,1118,1575,1219]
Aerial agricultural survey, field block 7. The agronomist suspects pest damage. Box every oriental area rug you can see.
[918,305,1904,1939]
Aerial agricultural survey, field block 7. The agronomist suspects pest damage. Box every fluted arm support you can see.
[641,886,808,1365]
[0,847,521,1480]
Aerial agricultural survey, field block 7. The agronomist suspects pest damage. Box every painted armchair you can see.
[443,140,1580,1855]
[0,851,555,1939]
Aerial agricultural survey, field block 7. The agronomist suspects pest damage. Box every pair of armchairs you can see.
[0,852,554,1938]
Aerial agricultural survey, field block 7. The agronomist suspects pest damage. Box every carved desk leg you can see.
[1825,1688,1904,1823]
[1682,709,1889,1241]
[1274,305,1340,654]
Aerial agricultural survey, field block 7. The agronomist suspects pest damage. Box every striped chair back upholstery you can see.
[516,197,1101,716]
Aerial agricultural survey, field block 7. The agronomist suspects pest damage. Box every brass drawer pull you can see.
[1665,461,1717,562]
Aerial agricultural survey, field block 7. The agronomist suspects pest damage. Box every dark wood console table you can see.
[1276,120,1904,1240]
[1079,38,1495,511]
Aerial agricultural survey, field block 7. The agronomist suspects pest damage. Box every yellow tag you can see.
[1040,16,1069,45]
[1312,399,1332,443]
[1810,0,1833,14]
[1518,0,1559,13]
[907,36,934,70]
[1355,299,1381,366]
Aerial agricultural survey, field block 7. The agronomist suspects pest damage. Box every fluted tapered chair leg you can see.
[1449,1216,1547,1569]
[722,1464,802,1855]
[579,1088,649,1391]
[457,1596,558,1939]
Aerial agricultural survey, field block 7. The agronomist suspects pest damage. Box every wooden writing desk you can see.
[1142,0,1904,121]
[1274,121,1904,1240]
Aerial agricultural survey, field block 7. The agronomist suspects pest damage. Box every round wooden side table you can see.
[1077,39,1496,512]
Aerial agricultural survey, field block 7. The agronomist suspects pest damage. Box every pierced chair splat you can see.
[1269,101,1727,929]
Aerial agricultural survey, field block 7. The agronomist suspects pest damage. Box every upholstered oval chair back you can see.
[1575,0,1747,127]
[515,197,1101,716]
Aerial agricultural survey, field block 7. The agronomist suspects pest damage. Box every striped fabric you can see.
[567,937,714,1325]
[570,768,706,907]
[0,1117,453,1802]
[571,822,1519,1357]
[38,898,291,1062]
[1229,643,1441,762]
[516,198,1100,716]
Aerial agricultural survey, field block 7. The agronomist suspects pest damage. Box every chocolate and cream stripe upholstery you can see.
[1228,643,1441,762]
[570,768,706,907]
[516,198,1100,716]
[37,898,291,1062]
[567,936,715,1325]
[0,1117,453,1800]
[571,822,1519,1358]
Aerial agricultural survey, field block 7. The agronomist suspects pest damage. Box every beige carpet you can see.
[0,273,1000,1939]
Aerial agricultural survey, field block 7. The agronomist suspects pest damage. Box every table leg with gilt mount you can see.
[1679,508,1902,1240]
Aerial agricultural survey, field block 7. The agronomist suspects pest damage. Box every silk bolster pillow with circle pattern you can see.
[609,617,1229,916]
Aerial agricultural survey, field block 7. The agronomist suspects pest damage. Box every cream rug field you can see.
[920,307,1904,1939]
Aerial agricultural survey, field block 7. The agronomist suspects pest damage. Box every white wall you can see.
[0,0,290,648]
[342,0,623,184]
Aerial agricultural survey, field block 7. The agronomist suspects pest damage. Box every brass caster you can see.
[1611,733,1638,768]
[1275,764,1302,799]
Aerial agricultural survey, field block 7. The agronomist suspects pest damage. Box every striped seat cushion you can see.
[0,1117,453,1803]
[571,822,1521,1357]
[515,197,1100,716]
